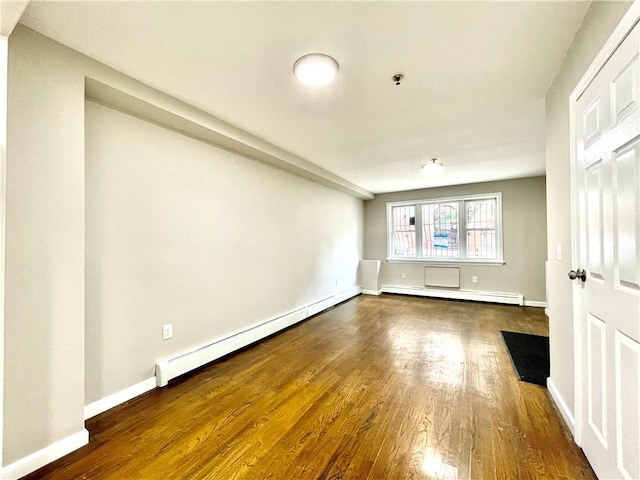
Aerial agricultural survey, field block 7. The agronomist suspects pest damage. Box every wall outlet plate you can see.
[162,323,173,341]
[472,276,478,283]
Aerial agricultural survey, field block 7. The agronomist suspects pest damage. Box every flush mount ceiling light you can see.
[421,158,444,175]
[293,53,339,87]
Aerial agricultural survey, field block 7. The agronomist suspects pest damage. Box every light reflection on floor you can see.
[387,326,466,388]
[421,448,459,480]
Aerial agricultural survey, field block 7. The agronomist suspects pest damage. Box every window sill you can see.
[386,258,505,266]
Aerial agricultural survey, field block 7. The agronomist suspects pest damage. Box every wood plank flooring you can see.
[23,294,595,479]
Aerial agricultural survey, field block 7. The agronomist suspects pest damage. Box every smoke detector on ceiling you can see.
[393,74,404,86]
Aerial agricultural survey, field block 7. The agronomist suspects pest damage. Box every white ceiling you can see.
[19,1,590,195]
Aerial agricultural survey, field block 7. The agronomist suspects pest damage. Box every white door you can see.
[573,21,640,480]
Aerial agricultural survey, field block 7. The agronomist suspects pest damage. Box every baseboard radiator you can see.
[382,285,524,306]
[155,286,361,387]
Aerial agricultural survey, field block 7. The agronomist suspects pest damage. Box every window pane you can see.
[466,199,496,229]
[421,202,459,257]
[392,206,416,257]
[466,230,496,258]
[466,199,497,258]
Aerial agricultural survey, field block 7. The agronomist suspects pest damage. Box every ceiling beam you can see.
[85,77,374,200]
[1,0,30,37]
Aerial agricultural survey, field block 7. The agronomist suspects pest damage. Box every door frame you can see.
[569,1,640,447]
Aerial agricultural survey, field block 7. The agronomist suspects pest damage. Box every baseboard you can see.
[1,429,89,480]
[307,287,359,317]
[547,377,576,437]
[156,286,362,387]
[381,285,524,306]
[523,300,547,308]
[84,377,156,420]
[361,289,382,296]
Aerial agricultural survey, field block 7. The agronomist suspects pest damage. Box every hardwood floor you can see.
[23,294,595,479]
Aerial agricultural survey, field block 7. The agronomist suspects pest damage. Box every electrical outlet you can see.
[472,276,478,283]
[401,272,406,279]
[162,323,173,341]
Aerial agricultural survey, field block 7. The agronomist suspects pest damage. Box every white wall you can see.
[85,101,362,403]
[4,25,363,468]
[545,1,630,419]
[364,177,547,303]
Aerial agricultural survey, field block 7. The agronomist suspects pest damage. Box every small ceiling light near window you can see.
[421,158,444,175]
[293,53,339,87]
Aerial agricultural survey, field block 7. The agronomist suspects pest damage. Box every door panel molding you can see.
[614,330,640,480]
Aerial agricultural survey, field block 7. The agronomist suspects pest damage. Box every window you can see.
[387,193,503,262]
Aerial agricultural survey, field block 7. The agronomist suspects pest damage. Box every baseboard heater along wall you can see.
[155,286,362,387]
[381,285,524,306]
[380,266,523,305]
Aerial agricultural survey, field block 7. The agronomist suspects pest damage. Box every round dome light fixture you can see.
[293,53,339,87]
[421,158,444,175]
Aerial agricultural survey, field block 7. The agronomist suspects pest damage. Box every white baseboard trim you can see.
[544,308,550,317]
[381,285,524,306]
[156,286,362,387]
[547,377,576,437]
[523,300,547,308]
[361,289,382,296]
[2,429,89,480]
[84,377,156,420]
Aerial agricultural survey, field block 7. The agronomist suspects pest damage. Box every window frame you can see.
[386,192,504,264]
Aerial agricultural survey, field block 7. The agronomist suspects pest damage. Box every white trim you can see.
[1,429,89,480]
[361,289,382,296]
[0,34,7,473]
[156,287,362,386]
[386,192,503,207]
[569,82,583,443]
[84,377,156,420]
[386,259,506,266]
[568,1,640,446]
[523,300,547,308]
[547,377,576,438]
[544,308,550,317]
[381,285,523,306]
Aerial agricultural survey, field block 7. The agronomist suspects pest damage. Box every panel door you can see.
[574,22,640,480]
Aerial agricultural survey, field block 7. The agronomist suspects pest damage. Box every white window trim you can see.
[386,192,504,263]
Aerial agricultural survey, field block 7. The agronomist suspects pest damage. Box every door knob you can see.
[568,269,587,282]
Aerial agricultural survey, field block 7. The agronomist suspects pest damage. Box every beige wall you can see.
[545,1,630,417]
[85,101,362,404]
[364,177,547,303]
[5,27,86,464]
[4,26,363,466]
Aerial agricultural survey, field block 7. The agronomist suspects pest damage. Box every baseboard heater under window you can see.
[155,286,361,387]
[382,285,524,306]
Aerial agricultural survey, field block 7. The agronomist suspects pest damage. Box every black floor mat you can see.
[501,331,549,386]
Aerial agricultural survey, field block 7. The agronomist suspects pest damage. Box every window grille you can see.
[391,205,416,257]
[387,193,502,262]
